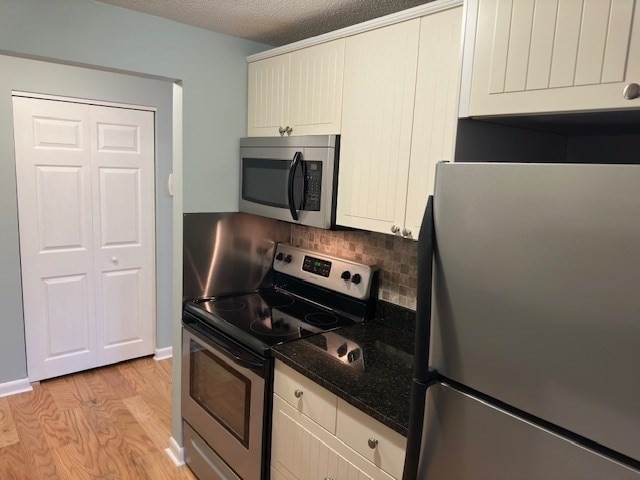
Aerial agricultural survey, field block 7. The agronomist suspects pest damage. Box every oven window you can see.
[242,157,304,209]
[189,341,251,447]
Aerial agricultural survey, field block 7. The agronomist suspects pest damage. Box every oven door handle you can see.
[287,151,302,221]
[186,323,265,370]
[210,335,264,370]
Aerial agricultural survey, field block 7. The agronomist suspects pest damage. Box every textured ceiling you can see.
[97,0,434,46]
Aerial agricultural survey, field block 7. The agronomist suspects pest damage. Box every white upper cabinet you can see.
[289,40,345,136]
[465,0,640,116]
[337,7,463,239]
[248,54,290,137]
[406,7,462,239]
[336,19,421,236]
[247,39,345,137]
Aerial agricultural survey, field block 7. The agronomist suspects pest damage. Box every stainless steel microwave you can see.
[239,135,339,229]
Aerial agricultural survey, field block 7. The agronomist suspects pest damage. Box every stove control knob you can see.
[275,252,284,261]
[351,273,362,285]
[284,254,292,264]
[340,270,351,281]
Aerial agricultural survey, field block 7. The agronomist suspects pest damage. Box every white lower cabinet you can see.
[272,360,406,480]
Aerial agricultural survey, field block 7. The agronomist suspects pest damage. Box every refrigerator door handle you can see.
[402,195,436,480]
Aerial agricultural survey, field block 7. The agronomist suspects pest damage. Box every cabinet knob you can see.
[110,256,119,264]
[285,126,293,135]
[623,83,640,100]
[368,438,379,449]
[390,225,400,234]
[294,389,304,398]
[402,228,412,237]
[278,126,286,136]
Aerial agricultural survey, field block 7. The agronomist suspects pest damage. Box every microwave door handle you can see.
[287,151,302,221]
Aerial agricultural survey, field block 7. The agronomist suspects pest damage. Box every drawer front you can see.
[274,360,338,434]
[336,399,407,479]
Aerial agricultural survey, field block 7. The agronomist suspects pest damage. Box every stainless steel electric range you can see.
[182,243,379,480]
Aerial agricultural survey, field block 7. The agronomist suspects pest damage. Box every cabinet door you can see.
[337,20,420,235]
[289,39,345,136]
[405,7,463,240]
[248,54,290,136]
[468,0,640,116]
[272,396,374,480]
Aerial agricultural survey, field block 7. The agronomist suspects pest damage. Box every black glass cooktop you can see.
[184,288,360,355]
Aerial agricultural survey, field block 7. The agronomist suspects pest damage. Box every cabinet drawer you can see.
[336,399,406,479]
[274,360,338,434]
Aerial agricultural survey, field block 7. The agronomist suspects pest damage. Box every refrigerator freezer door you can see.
[431,163,640,462]
[419,383,640,480]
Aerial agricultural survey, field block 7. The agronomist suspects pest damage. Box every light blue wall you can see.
[0,0,268,212]
[0,0,269,384]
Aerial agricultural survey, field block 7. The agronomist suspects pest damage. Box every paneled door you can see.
[13,96,155,382]
[336,19,420,234]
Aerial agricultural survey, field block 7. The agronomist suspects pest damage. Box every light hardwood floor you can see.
[0,357,196,480]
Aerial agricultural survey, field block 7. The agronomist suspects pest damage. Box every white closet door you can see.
[13,97,97,382]
[13,97,155,381]
[90,105,155,365]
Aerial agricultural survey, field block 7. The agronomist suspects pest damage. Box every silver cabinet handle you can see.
[110,256,119,264]
[623,83,640,100]
[390,225,400,234]
[278,126,286,136]
[368,438,378,449]
[294,389,303,398]
[285,126,293,135]
[402,228,412,237]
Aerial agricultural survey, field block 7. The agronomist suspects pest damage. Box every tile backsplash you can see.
[291,225,418,310]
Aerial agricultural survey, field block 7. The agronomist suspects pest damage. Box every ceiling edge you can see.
[246,0,464,62]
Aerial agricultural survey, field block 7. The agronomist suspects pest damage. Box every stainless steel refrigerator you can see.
[403,163,640,479]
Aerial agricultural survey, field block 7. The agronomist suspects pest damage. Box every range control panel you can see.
[302,256,332,277]
[273,244,378,300]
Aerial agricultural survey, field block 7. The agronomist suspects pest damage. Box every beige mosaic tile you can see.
[291,225,418,311]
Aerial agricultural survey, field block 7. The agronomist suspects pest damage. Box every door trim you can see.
[13,94,157,380]
[12,90,157,112]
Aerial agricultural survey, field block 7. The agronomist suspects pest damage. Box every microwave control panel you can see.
[303,161,322,211]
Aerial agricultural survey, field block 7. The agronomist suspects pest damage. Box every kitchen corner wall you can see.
[291,226,418,310]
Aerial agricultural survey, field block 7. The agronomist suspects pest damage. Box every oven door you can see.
[239,141,337,229]
[182,324,269,480]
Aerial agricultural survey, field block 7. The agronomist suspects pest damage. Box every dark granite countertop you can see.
[271,301,416,437]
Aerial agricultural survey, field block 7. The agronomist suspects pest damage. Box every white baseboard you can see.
[166,436,185,466]
[0,377,33,398]
[154,346,173,361]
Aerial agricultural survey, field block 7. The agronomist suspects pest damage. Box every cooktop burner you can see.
[210,298,246,311]
[304,312,338,326]
[248,291,294,308]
